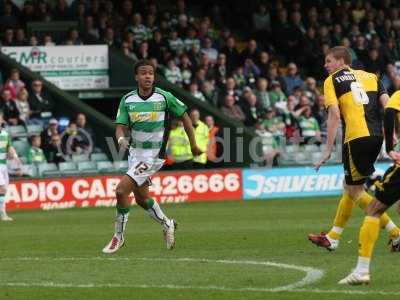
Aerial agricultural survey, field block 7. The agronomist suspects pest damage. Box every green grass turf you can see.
[1,197,400,300]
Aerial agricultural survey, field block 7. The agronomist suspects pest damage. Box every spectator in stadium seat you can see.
[183,27,200,52]
[43,35,55,46]
[252,4,271,43]
[164,58,183,86]
[0,4,19,31]
[29,35,39,46]
[381,63,397,90]
[201,37,218,63]
[27,135,46,164]
[15,88,31,124]
[258,51,271,79]
[44,133,65,165]
[261,107,285,140]
[137,41,150,60]
[255,122,280,167]
[121,42,138,61]
[220,77,240,105]
[243,58,261,88]
[298,105,321,145]
[282,63,304,96]
[14,28,28,46]
[168,29,185,54]
[201,81,219,107]
[0,89,22,125]
[149,30,168,63]
[189,82,206,102]
[268,80,287,107]
[189,109,209,168]
[35,0,52,22]
[254,78,271,110]
[221,94,245,123]
[28,79,54,120]
[232,67,246,90]
[179,55,193,88]
[65,28,83,45]
[240,39,261,66]
[128,13,150,46]
[20,1,36,24]
[61,122,90,156]
[82,16,100,42]
[303,77,320,103]
[220,36,240,74]
[365,48,385,75]
[53,0,70,21]
[2,28,14,47]
[312,95,327,139]
[101,27,117,48]
[41,118,59,152]
[4,69,26,100]
[75,113,94,146]
[214,53,228,87]
[241,91,263,127]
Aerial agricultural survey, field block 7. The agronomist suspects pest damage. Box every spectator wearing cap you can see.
[28,80,54,120]
[221,95,245,122]
[41,118,59,152]
[4,69,26,100]
[282,63,304,96]
[0,89,22,126]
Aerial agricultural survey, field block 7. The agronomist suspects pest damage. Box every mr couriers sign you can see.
[2,45,109,90]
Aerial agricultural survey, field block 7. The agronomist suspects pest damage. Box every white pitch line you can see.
[0,256,323,292]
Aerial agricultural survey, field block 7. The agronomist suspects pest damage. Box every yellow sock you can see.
[358,216,380,258]
[357,191,400,238]
[327,192,354,240]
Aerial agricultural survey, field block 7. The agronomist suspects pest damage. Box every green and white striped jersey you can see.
[116,87,187,160]
[0,130,11,165]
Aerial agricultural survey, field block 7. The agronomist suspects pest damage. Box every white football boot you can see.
[102,235,125,254]
[338,272,370,285]
[163,219,177,250]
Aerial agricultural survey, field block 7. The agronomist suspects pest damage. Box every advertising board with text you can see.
[6,169,242,211]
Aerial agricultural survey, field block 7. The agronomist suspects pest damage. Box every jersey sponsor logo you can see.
[129,112,158,122]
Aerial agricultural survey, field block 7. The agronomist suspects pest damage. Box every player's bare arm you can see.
[116,124,130,150]
[384,107,400,164]
[181,112,202,156]
[314,104,340,171]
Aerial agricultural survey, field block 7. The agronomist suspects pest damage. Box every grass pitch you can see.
[1,198,400,300]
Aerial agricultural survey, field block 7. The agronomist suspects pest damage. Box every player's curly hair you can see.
[134,59,156,74]
[326,46,352,65]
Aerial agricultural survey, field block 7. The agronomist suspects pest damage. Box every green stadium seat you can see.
[23,164,38,177]
[9,125,27,138]
[26,124,44,135]
[77,161,97,173]
[97,161,114,172]
[71,154,90,162]
[13,140,30,157]
[38,163,60,177]
[59,162,77,175]
[90,153,108,161]
[114,161,129,172]
[304,144,319,152]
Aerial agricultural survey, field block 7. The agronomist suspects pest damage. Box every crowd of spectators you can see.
[2,0,400,166]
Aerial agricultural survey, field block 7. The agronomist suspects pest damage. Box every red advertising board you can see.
[6,169,242,211]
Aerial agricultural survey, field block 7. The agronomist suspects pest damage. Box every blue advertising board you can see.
[242,163,392,200]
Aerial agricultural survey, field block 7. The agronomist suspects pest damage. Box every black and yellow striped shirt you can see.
[324,67,386,143]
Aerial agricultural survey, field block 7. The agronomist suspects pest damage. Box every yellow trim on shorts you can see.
[348,146,364,181]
